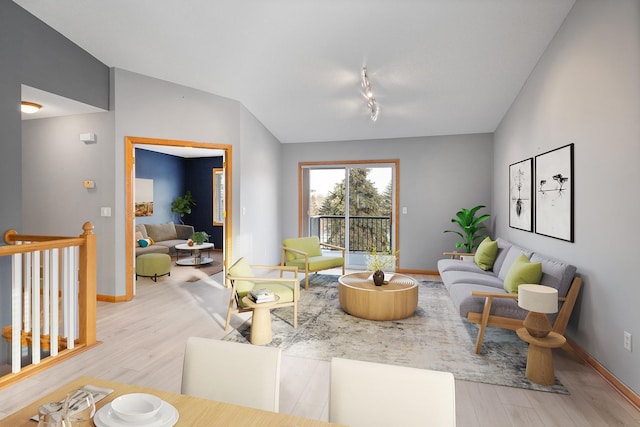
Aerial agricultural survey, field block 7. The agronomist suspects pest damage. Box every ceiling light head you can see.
[361,67,379,121]
[21,101,42,114]
[369,99,379,122]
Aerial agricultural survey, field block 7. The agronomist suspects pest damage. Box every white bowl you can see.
[111,393,162,423]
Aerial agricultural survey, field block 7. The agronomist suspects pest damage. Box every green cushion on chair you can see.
[286,256,344,272]
[283,236,323,261]
[255,283,295,303]
[229,259,295,309]
[228,257,255,296]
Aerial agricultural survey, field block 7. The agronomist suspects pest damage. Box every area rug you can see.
[223,274,568,394]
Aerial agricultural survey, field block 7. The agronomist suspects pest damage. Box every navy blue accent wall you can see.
[135,149,185,225]
[135,148,224,249]
[185,157,224,250]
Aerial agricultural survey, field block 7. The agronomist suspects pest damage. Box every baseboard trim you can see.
[567,337,640,411]
[97,294,131,303]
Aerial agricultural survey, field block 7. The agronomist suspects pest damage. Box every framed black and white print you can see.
[535,144,574,242]
[509,158,533,232]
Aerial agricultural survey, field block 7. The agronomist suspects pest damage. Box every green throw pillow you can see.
[503,254,542,293]
[474,237,498,271]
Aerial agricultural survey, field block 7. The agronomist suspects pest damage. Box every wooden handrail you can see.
[0,222,98,390]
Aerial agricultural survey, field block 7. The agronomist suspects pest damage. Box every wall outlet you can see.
[624,331,632,352]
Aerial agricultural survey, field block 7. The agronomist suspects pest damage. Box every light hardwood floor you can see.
[0,267,638,426]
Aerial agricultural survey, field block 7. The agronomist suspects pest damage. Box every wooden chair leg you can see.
[293,303,298,328]
[225,292,236,331]
[225,304,234,331]
[305,271,309,290]
[475,296,493,354]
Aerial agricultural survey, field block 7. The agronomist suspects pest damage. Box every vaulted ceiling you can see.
[15,0,575,143]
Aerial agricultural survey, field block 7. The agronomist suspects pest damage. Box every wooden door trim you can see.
[297,159,400,268]
[120,136,233,301]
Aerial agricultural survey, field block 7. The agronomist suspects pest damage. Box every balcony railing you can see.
[0,222,97,390]
[309,215,392,252]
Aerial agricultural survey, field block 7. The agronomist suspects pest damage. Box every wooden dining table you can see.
[3,376,345,426]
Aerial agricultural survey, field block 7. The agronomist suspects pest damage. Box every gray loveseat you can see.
[135,222,194,257]
[437,238,582,354]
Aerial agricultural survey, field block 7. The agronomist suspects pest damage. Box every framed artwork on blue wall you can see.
[135,178,154,217]
[535,144,574,242]
[509,158,533,232]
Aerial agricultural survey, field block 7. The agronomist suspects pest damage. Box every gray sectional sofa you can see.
[437,238,582,354]
[135,222,194,257]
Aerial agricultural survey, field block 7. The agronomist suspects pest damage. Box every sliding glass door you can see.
[301,162,396,268]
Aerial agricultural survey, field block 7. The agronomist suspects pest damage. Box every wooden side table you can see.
[241,296,280,345]
[516,328,566,385]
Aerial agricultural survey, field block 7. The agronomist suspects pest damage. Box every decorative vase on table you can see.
[373,270,385,286]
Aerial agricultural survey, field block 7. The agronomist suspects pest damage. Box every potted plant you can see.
[366,247,399,286]
[171,191,196,224]
[444,205,491,253]
[190,231,210,245]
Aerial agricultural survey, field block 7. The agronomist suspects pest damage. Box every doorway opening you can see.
[125,136,233,301]
[299,160,399,269]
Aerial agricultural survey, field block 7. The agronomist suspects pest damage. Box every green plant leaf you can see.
[444,205,491,252]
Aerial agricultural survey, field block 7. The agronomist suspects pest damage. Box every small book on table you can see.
[249,288,276,303]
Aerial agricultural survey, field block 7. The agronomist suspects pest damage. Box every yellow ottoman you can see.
[136,253,171,282]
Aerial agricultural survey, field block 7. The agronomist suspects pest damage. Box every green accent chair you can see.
[225,257,300,329]
[281,236,345,290]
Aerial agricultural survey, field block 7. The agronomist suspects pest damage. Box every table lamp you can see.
[518,284,558,338]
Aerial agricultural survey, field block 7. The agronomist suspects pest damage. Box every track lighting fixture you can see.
[361,67,379,121]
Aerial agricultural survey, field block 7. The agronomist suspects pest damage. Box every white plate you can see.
[94,400,178,427]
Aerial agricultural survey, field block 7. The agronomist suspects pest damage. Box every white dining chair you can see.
[329,357,456,427]
[181,337,282,412]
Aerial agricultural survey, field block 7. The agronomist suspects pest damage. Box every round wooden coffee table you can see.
[338,272,418,321]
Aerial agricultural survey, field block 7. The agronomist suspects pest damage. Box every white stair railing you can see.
[1,223,96,389]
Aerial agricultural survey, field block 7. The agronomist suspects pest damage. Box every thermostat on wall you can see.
[83,180,95,189]
[80,133,96,143]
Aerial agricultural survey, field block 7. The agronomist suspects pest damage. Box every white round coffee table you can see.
[175,242,215,267]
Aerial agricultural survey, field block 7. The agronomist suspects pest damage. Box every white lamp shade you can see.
[518,284,558,313]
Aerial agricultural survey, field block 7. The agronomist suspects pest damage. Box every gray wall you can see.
[238,106,283,263]
[280,134,494,270]
[0,1,110,368]
[22,113,116,294]
[0,1,108,236]
[112,69,283,295]
[494,0,640,394]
